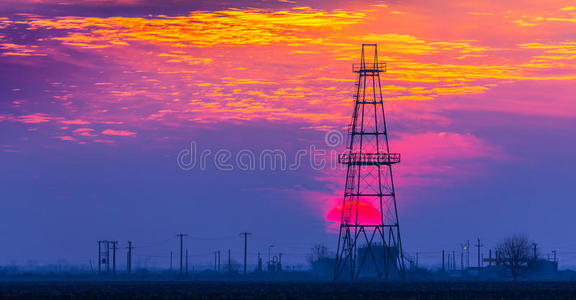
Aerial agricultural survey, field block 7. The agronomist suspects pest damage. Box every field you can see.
[2,281,576,299]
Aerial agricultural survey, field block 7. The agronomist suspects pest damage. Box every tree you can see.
[496,234,533,280]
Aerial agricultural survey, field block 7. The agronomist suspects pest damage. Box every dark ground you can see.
[2,281,576,299]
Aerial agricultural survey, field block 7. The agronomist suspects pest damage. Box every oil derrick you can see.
[334,44,406,280]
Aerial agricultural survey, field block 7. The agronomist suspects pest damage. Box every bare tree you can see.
[496,234,533,280]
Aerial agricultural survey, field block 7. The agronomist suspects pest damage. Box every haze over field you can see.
[0,0,575,268]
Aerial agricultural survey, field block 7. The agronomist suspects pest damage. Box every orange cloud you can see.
[25,8,364,48]
[1,2,575,144]
[0,43,46,56]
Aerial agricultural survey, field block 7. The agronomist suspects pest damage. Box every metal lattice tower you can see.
[334,44,406,280]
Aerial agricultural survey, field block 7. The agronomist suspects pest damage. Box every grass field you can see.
[1,281,576,299]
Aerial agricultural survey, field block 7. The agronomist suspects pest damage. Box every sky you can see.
[0,0,575,269]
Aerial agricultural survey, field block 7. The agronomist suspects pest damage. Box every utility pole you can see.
[416,251,419,269]
[228,249,231,273]
[279,253,283,272]
[106,241,110,272]
[127,241,134,273]
[98,241,102,273]
[218,250,221,272]
[475,238,483,271]
[258,252,262,273]
[240,232,251,275]
[553,250,558,271]
[489,249,492,267]
[466,240,470,268]
[177,233,187,274]
[98,240,112,273]
[532,243,538,260]
[268,245,275,272]
[442,250,445,272]
[460,252,463,270]
[111,241,118,273]
[170,251,173,271]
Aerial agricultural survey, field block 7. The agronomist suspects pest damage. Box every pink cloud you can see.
[94,139,115,144]
[57,136,76,141]
[284,131,505,230]
[101,129,136,136]
[72,128,96,136]
[60,119,91,125]
[18,113,55,124]
[393,132,504,187]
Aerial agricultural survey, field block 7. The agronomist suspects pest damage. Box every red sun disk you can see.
[326,201,383,225]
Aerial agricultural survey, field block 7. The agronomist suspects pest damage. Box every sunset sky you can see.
[1,0,575,269]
